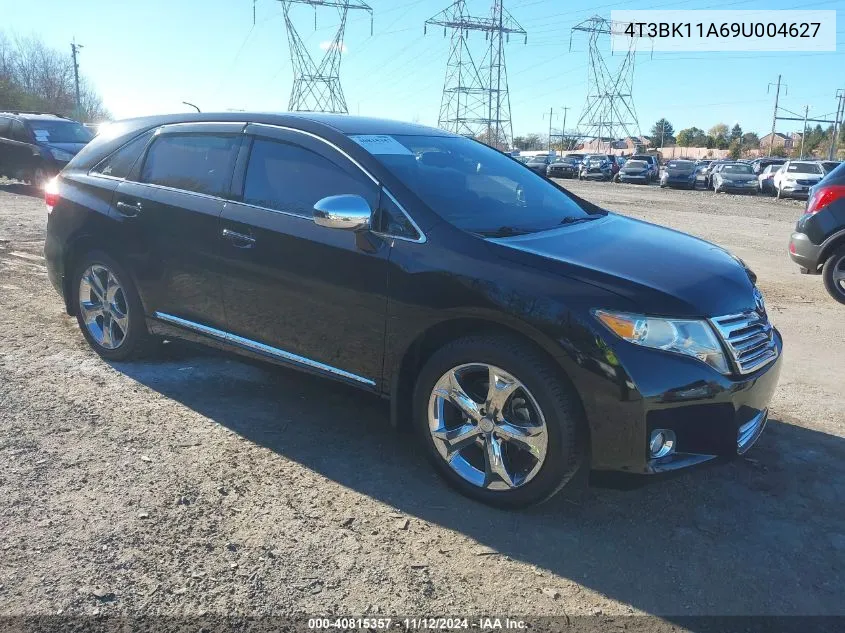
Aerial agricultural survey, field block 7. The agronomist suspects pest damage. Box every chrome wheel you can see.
[78,264,130,350]
[428,363,548,491]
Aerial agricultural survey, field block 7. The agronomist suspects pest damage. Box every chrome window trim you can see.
[153,311,376,387]
[127,181,228,203]
[248,123,427,244]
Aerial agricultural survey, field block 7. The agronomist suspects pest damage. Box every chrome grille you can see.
[710,303,778,375]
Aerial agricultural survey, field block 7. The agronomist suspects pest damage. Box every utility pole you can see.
[560,105,570,152]
[70,38,83,120]
[660,119,666,149]
[543,107,557,153]
[799,105,809,159]
[767,75,786,156]
[829,89,844,161]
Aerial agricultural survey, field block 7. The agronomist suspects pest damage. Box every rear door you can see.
[7,120,35,177]
[216,124,391,387]
[111,123,243,329]
[0,117,12,175]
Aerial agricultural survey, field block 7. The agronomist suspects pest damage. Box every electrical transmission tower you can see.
[275,0,373,113]
[570,16,644,151]
[426,1,526,149]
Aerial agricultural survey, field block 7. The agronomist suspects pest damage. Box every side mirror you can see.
[313,194,371,231]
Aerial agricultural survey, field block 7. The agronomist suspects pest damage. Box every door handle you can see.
[115,200,142,217]
[222,228,256,248]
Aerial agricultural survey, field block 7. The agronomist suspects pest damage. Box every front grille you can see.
[710,307,778,375]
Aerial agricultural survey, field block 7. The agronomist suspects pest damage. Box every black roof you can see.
[110,112,450,137]
[0,111,71,121]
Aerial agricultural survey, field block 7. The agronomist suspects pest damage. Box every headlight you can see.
[593,310,730,374]
[50,148,75,161]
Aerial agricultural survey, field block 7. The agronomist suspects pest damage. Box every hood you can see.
[43,142,87,155]
[488,214,757,317]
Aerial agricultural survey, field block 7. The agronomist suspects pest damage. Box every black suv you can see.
[45,113,782,508]
[0,111,94,186]
[788,161,845,304]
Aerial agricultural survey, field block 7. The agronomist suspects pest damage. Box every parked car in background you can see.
[0,111,94,187]
[788,161,845,303]
[712,162,758,194]
[525,154,553,175]
[773,160,825,199]
[629,154,658,181]
[579,154,613,181]
[758,164,780,195]
[659,159,697,189]
[44,112,782,507]
[821,161,841,175]
[617,159,651,184]
[702,160,731,188]
[750,157,786,175]
[546,156,579,179]
[565,153,586,164]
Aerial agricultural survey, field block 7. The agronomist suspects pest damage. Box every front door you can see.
[217,126,390,388]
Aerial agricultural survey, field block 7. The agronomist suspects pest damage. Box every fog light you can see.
[649,429,676,459]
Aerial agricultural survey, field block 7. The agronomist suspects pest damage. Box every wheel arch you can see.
[388,317,590,442]
[819,230,845,265]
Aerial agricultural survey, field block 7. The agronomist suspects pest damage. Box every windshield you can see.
[667,161,694,169]
[821,161,840,173]
[29,120,94,144]
[352,134,595,236]
[625,160,647,169]
[786,162,822,174]
[721,164,752,174]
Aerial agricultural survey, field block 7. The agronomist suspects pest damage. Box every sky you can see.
[2,0,843,139]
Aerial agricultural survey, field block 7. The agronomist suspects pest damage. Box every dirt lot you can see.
[1,178,843,625]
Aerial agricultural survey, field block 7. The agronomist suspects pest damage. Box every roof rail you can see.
[0,110,70,119]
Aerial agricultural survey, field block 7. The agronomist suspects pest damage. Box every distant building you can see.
[759,132,795,151]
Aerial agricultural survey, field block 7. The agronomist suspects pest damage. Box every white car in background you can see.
[757,163,780,195]
[772,160,825,199]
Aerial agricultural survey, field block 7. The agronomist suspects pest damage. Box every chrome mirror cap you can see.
[313,194,372,231]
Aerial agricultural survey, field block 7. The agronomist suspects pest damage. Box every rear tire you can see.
[822,247,845,305]
[71,251,150,361]
[412,335,586,509]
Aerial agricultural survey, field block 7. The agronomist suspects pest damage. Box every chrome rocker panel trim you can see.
[153,312,376,387]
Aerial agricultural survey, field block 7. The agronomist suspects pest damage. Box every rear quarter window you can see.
[91,131,154,179]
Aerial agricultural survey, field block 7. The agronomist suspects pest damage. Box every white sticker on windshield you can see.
[350,135,414,156]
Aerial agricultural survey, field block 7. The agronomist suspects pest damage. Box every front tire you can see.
[72,251,149,361]
[413,335,586,508]
[822,247,845,305]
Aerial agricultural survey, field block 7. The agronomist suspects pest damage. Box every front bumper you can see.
[788,231,822,270]
[583,327,783,474]
[620,175,648,183]
[719,181,758,192]
[661,177,695,188]
[779,182,815,197]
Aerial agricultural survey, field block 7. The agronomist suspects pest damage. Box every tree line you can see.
[0,31,110,122]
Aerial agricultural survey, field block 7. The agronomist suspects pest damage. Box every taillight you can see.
[44,177,59,212]
[806,184,845,215]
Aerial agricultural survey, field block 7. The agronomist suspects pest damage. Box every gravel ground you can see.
[0,178,843,626]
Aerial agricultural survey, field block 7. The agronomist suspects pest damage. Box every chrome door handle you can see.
[222,228,256,248]
[115,200,142,217]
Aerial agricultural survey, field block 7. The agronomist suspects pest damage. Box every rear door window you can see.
[242,138,375,218]
[140,134,241,197]
[91,131,154,179]
[10,120,31,143]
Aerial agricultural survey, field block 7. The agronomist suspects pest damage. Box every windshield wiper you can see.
[475,226,532,238]
[560,215,600,225]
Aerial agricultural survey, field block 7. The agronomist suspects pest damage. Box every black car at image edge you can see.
[788,161,845,304]
[44,113,783,508]
[0,111,94,186]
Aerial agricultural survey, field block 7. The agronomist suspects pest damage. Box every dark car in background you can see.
[702,160,731,188]
[45,112,782,508]
[788,161,845,304]
[660,159,697,189]
[712,162,758,194]
[750,157,786,176]
[628,154,658,181]
[546,156,579,179]
[578,154,613,181]
[821,161,841,175]
[0,111,94,187]
[617,159,651,184]
[525,154,553,175]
